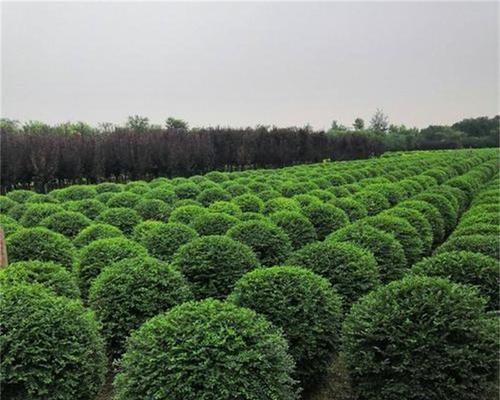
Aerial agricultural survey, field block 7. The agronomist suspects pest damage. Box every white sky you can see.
[1,1,499,129]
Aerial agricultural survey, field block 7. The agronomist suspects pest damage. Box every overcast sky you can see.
[1,1,498,129]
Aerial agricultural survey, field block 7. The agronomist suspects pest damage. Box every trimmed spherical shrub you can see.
[63,199,106,219]
[95,192,116,204]
[76,237,148,297]
[96,207,141,235]
[303,203,349,240]
[288,241,379,310]
[228,220,292,267]
[0,260,80,298]
[144,186,177,204]
[191,212,239,236]
[114,299,298,400]
[7,203,28,221]
[169,204,208,225]
[328,222,407,283]
[133,198,171,221]
[124,181,151,194]
[0,284,106,400]
[40,211,92,238]
[411,251,499,310]
[229,266,342,388]
[172,235,259,299]
[384,207,433,255]
[50,185,97,202]
[6,189,37,203]
[232,193,264,213]
[451,222,499,237]
[89,257,193,358]
[0,215,22,237]
[141,222,198,262]
[0,196,16,214]
[330,197,368,221]
[363,215,424,265]
[414,192,457,234]
[256,188,282,201]
[342,275,498,400]
[270,211,317,250]
[365,183,407,206]
[73,223,124,248]
[281,181,318,197]
[95,182,123,193]
[7,227,75,270]
[208,200,242,216]
[131,220,165,244]
[19,203,64,227]
[239,211,268,221]
[106,191,141,208]
[353,190,390,216]
[329,186,351,197]
[435,234,499,260]
[398,200,445,246]
[223,182,250,197]
[309,189,335,202]
[196,187,231,206]
[292,194,323,208]
[173,182,201,199]
[205,170,229,183]
[264,197,302,215]
[446,176,478,204]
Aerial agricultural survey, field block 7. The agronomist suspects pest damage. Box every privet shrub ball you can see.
[131,220,165,244]
[232,193,264,213]
[196,187,231,206]
[96,207,141,235]
[89,257,193,358]
[264,197,302,215]
[288,241,380,310]
[63,199,106,219]
[208,200,242,216]
[7,203,28,221]
[73,223,124,248]
[411,251,499,310]
[229,266,342,388]
[173,182,201,199]
[133,198,171,221]
[191,212,239,236]
[6,189,37,203]
[363,215,424,265]
[40,211,92,239]
[228,220,292,267]
[414,192,457,234]
[19,203,64,227]
[270,211,317,249]
[0,215,22,237]
[0,284,106,400]
[76,237,148,297]
[7,227,75,270]
[342,275,498,400]
[141,222,198,262]
[303,203,349,240]
[0,260,80,298]
[452,222,499,237]
[328,222,407,283]
[292,194,322,208]
[172,235,259,299]
[145,186,177,204]
[353,190,390,216]
[0,196,16,213]
[95,182,123,193]
[114,299,298,400]
[169,204,208,225]
[398,200,445,246]
[330,197,368,221]
[106,191,141,208]
[435,234,499,260]
[50,185,97,202]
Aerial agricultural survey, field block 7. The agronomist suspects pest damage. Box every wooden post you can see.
[0,227,7,268]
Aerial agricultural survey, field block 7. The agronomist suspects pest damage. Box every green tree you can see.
[165,117,189,130]
[353,118,365,130]
[370,109,389,133]
[126,115,150,132]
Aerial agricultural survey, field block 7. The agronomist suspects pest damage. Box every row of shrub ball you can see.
[0,148,498,400]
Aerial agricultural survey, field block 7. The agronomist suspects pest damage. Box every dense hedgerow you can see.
[228,220,292,267]
[0,215,22,237]
[190,212,239,236]
[172,235,259,299]
[342,275,498,400]
[19,203,64,227]
[328,222,407,283]
[0,284,106,400]
[96,207,142,235]
[114,299,298,400]
[411,251,499,310]
[353,190,390,216]
[435,234,499,260]
[398,200,445,245]
[7,227,75,270]
[169,204,208,224]
[229,266,343,388]
[63,199,106,219]
[270,211,317,249]
[73,223,124,248]
[303,203,349,240]
[0,260,80,298]
[140,222,198,262]
[76,237,148,297]
[362,215,424,265]
[133,198,171,220]
[40,211,92,238]
[88,257,193,358]
[288,240,379,310]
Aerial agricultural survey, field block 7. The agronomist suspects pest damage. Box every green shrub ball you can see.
[40,210,92,238]
[411,251,499,310]
[228,220,292,267]
[141,222,198,262]
[88,257,193,358]
[288,241,380,310]
[435,234,499,260]
[19,203,64,227]
[172,235,259,299]
[72,223,125,248]
[76,237,148,297]
[7,227,75,270]
[191,212,239,236]
[134,198,171,221]
[0,284,106,400]
[232,193,264,213]
[0,260,80,298]
[270,211,317,250]
[342,275,498,400]
[63,199,106,219]
[303,203,349,240]
[114,299,298,400]
[229,266,343,388]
